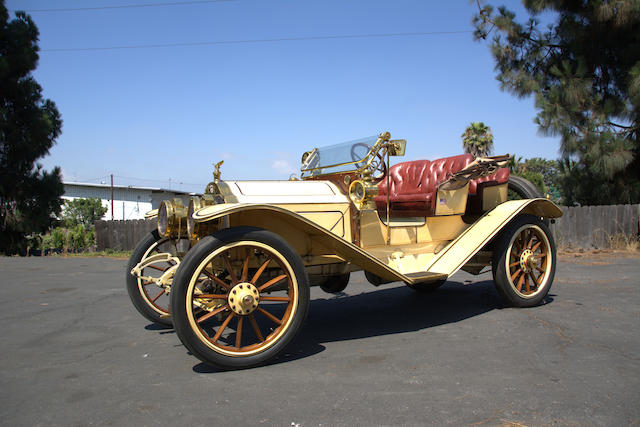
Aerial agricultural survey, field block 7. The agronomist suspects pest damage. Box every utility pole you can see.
[110,174,114,220]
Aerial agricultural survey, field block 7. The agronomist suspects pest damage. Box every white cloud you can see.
[212,150,234,160]
[271,159,295,174]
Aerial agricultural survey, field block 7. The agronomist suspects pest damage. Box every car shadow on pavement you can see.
[298,279,502,345]
[193,279,510,373]
[144,323,173,332]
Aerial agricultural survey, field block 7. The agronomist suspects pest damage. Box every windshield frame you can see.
[300,134,386,178]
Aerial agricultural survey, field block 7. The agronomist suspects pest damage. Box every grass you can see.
[47,249,132,259]
[609,232,639,252]
[557,229,639,254]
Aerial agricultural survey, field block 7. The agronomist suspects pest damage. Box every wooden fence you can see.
[551,204,639,249]
[95,204,640,251]
[95,219,155,251]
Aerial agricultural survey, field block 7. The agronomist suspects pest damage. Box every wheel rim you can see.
[137,238,181,316]
[185,241,299,357]
[505,224,552,298]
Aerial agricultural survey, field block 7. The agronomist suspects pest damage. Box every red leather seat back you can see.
[378,159,432,198]
[423,154,474,195]
[375,153,510,217]
[376,154,475,216]
[469,168,510,193]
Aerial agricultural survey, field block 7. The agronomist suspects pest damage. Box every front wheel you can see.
[126,230,176,326]
[171,227,310,369]
[492,214,556,307]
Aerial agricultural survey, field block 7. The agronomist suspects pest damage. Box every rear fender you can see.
[425,198,562,276]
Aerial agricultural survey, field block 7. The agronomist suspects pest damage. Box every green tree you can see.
[473,0,640,205]
[520,157,563,201]
[0,1,63,254]
[461,121,494,158]
[61,198,108,228]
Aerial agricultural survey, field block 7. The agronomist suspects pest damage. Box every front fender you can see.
[192,203,445,284]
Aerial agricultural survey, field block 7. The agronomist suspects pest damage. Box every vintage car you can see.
[126,132,561,369]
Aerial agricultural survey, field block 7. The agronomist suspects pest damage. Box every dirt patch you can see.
[558,248,640,265]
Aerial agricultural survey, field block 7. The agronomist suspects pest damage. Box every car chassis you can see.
[127,132,561,369]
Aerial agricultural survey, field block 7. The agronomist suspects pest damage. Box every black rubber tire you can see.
[492,214,556,307]
[126,230,173,327]
[508,175,543,199]
[507,175,550,226]
[319,273,350,293]
[171,226,310,370]
[406,279,446,293]
[364,270,394,286]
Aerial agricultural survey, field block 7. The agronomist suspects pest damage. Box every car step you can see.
[403,271,448,284]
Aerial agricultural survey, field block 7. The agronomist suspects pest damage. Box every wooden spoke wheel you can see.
[171,227,310,369]
[492,214,556,307]
[126,230,186,326]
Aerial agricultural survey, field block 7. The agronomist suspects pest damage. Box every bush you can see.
[38,225,96,253]
[26,234,42,253]
[69,225,88,251]
[517,170,545,195]
[42,233,54,250]
[51,228,66,249]
[87,229,95,247]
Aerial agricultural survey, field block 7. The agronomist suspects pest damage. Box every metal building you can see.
[62,182,199,220]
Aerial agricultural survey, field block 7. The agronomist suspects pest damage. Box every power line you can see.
[10,0,233,13]
[42,30,472,52]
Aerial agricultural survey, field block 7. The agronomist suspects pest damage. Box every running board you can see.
[403,272,448,285]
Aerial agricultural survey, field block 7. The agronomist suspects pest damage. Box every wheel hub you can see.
[519,249,538,273]
[228,283,260,315]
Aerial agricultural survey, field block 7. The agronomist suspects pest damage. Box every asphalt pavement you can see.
[0,252,638,426]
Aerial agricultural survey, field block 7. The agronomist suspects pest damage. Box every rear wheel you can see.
[492,214,556,307]
[364,270,393,286]
[171,227,310,369]
[319,273,350,294]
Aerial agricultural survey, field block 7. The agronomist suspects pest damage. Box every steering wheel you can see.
[350,143,388,183]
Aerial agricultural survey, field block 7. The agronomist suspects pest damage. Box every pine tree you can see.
[461,122,494,158]
[474,0,640,205]
[0,2,64,254]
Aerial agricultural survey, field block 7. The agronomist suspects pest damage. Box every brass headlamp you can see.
[186,194,221,239]
[157,198,188,238]
[348,179,379,210]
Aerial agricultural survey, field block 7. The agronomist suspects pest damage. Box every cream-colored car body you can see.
[190,178,562,284]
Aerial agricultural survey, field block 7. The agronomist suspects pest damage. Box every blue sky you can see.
[6,0,561,193]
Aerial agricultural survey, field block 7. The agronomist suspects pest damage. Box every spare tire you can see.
[508,175,543,200]
[508,175,549,225]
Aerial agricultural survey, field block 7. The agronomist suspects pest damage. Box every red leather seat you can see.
[374,154,509,217]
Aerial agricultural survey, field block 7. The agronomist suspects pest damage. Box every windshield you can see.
[300,135,379,178]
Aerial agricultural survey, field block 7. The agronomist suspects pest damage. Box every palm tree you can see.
[461,122,494,158]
